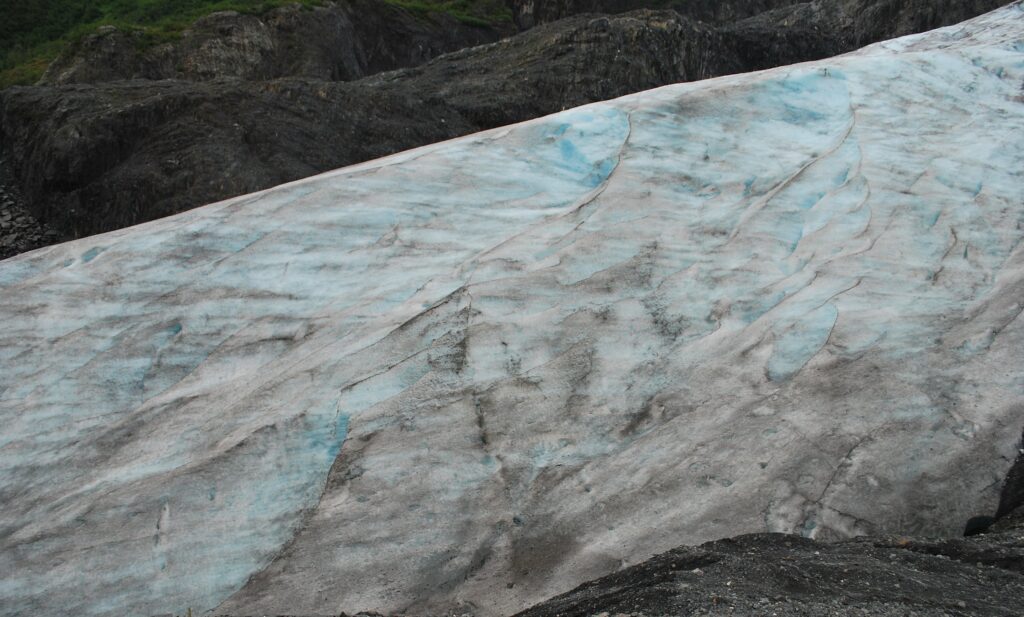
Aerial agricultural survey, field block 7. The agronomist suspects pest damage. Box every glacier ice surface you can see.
[2,3,1024,616]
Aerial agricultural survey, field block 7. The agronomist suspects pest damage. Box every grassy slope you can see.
[0,0,512,88]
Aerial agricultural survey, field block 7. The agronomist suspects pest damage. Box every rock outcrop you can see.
[38,0,508,85]
[514,511,1024,617]
[722,0,1020,72]
[0,0,1010,250]
[0,155,60,260]
[507,0,805,29]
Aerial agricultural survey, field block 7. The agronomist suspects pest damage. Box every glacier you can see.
[2,3,1024,616]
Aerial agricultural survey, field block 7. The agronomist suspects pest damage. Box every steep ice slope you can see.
[2,3,1024,616]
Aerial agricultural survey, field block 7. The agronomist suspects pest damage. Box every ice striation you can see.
[2,4,1024,616]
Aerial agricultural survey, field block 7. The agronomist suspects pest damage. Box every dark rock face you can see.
[998,428,1024,519]
[39,0,508,85]
[508,0,805,29]
[0,154,60,260]
[965,515,997,536]
[369,11,742,128]
[721,0,1017,72]
[0,0,1011,253]
[514,518,1024,617]
[507,0,1009,36]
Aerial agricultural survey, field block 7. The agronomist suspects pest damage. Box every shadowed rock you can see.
[997,428,1024,519]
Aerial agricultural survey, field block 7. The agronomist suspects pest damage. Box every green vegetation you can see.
[0,0,512,88]
[386,1,511,27]
[1,0,326,87]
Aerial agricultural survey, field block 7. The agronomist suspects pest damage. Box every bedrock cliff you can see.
[0,0,1010,251]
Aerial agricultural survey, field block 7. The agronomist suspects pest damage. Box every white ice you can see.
[2,3,1024,616]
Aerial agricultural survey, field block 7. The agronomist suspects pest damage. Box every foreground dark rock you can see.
[513,516,1024,617]
[0,0,1011,253]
